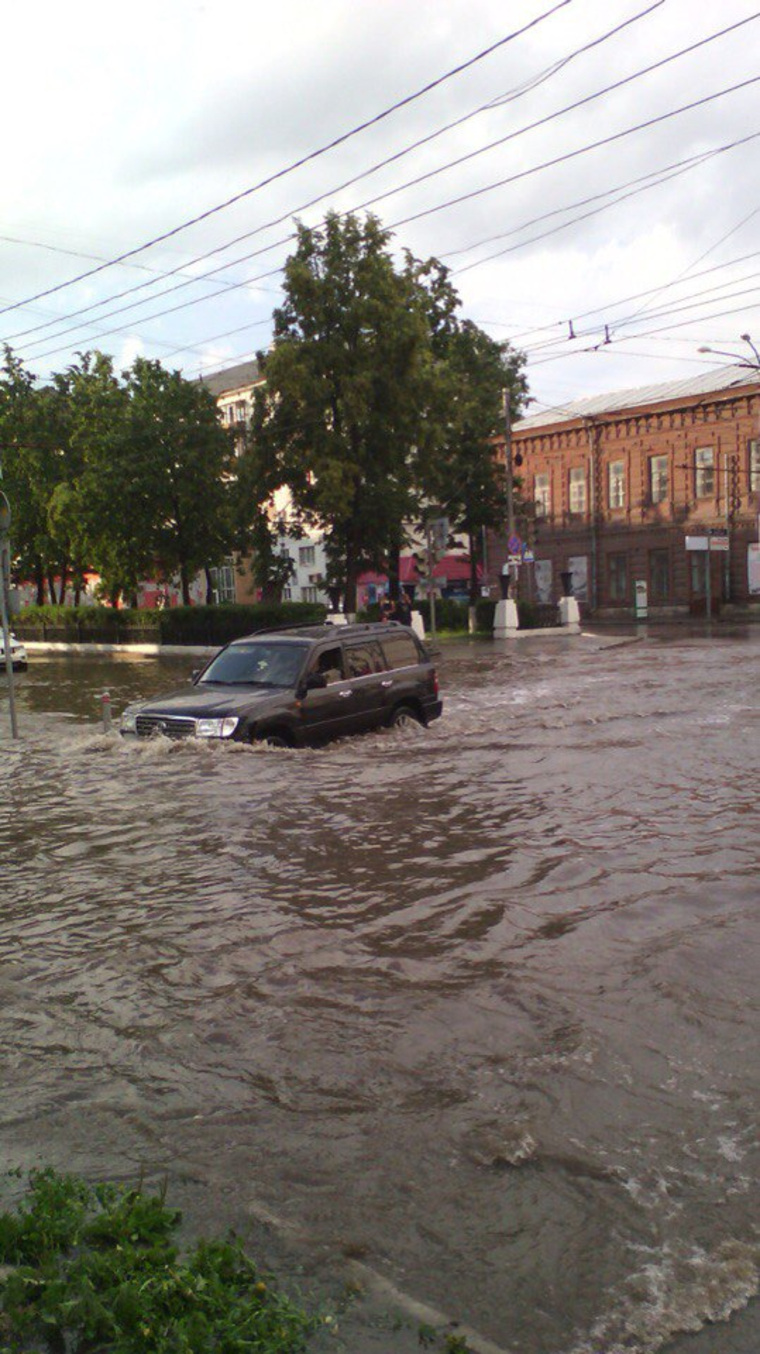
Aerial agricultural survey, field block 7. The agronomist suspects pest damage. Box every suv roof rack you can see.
[239,620,410,640]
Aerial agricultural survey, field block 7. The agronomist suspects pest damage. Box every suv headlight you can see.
[196,717,239,739]
[120,708,138,733]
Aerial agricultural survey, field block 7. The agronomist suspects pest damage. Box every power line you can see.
[19,68,760,366]
[0,0,574,323]
[352,11,760,221]
[389,73,760,232]
[1,0,660,348]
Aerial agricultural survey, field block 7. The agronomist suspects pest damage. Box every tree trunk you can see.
[467,529,480,605]
[180,562,191,607]
[57,561,68,605]
[344,536,358,614]
[205,567,214,605]
[47,571,57,606]
[386,524,403,601]
[35,561,45,606]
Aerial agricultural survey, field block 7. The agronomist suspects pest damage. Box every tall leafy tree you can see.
[0,348,64,603]
[431,320,527,602]
[46,352,138,605]
[125,358,234,605]
[252,213,441,611]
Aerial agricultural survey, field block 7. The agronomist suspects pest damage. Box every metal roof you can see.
[515,364,760,431]
[197,359,261,397]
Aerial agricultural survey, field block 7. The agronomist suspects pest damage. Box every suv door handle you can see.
[338,689,354,698]
[380,679,393,687]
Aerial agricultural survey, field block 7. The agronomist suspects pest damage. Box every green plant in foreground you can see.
[0,1168,319,1353]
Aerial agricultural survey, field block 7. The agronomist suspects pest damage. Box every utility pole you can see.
[0,488,19,739]
[504,389,515,540]
[503,389,518,592]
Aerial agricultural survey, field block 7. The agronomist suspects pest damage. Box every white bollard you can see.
[493,598,519,639]
[558,596,581,632]
[410,610,425,641]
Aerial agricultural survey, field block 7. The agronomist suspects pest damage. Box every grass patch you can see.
[0,1169,320,1352]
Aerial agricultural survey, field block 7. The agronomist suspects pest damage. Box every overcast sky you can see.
[2,0,760,411]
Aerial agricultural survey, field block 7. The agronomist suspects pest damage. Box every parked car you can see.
[0,632,28,672]
[120,623,442,746]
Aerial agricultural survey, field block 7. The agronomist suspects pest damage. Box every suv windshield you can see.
[200,641,308,687]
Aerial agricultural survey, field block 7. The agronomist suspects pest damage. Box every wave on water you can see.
[567,1239,760,1354]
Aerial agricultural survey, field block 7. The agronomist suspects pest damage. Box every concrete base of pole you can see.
[558,596,581,631]
[493,598,519,639]
[410,610,425,641]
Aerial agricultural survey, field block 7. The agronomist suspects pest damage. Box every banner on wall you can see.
[748,543,760,595]
[567,555,589,602]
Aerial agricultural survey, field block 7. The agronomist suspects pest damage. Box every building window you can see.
[608,553,628,603]
[649,454,668,504]
[302,585,319,603]
[569,466,587,514]
[534,473,550,517]
[749,439,760,493]
[210,557,236,604]
[282,587,292,600]
[695,446,715,498]
[608,461,625,509]
[649,549,670,603]
[299,545,316,566]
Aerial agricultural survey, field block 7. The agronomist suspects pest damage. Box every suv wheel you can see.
[256,729,292,748]
[389,703,421,731]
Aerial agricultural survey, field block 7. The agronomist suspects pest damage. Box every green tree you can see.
[252,213,442,611]
[125,358,235,605]
[0,348,64,603]
[45,352,137,605]
[431,320,527,602]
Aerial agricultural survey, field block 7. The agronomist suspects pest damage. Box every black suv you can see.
[120,623,442,747]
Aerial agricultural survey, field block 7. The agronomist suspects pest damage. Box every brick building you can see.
[491,366,760,618]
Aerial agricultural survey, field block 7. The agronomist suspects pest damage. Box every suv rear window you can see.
[344,642,385,677]
[380,633,420,669]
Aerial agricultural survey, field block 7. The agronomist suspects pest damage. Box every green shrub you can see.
[16,606,160,636]
[475,598,496,631]
[0,1168,319,1353]
[14,602,328,646]
[158,602,328,647]
[411,598,469,632]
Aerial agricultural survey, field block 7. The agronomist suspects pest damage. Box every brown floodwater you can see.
[1,629,759,1353]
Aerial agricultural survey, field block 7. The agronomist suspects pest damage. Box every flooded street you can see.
[1,630,759,1354]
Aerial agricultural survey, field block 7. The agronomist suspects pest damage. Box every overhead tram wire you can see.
[514,270,760,358]
[2,0,666,349]
[350,12,760,219]
[157,136,760,369]
[606,201,760,334]
[388,72,760,233]
[163,158,760,369]
[25,72,760,366]
[448,133,760,276]
[484,244,760,345]
[16,65,760,363]
[525,299,760,366]
[0,0,575,323]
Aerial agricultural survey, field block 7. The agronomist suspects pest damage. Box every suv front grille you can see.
[135,714,197,739]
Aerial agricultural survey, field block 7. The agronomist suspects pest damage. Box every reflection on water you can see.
[2,634,759,1353]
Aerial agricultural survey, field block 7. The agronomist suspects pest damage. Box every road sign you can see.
[507,555,522,567]
[522,547,535,563]
[686,533,728,553]
[508,533,522,555]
